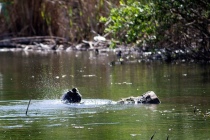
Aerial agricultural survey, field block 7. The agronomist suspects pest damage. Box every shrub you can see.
[101,0,157,45]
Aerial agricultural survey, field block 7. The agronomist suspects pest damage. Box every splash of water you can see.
[0,99,117,117]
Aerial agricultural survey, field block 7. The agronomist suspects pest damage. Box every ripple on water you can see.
[0,99,118,118]
[0,99,120,129]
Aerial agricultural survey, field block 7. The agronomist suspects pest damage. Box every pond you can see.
[0,51,210,140]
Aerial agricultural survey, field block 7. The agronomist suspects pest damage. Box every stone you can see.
[117,91,160,104]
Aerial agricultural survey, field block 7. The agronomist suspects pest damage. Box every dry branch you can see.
[0,36,69,48]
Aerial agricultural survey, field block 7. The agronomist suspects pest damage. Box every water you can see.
[0,51,210,140]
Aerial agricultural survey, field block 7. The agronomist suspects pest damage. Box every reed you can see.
[25,99,31,116]
[0,0,120,42]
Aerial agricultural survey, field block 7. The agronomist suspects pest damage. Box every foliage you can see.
[101,0,157,45]
[102,0,210,60]
[1,0,210,61]
[154,0,210,60]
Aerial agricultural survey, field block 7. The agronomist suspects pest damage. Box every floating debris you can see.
[55,76,59,79]
[62,75,66,78]
[73,126,84,129]
[150,131,156,140]
[82,75,96,77]
[194,106,197,115]
[166,135,169,140]
[182,73,187,76]
[25,99,31,116]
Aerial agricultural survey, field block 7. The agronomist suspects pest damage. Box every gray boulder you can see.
[117,91,160,104]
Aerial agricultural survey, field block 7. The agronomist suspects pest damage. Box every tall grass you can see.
[0,0,119,42]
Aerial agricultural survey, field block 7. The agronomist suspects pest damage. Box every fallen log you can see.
[0,36,69,48]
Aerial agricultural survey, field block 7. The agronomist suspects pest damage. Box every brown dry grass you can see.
[0,0,119,42]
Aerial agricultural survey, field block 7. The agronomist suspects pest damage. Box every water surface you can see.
[0,51,210,140]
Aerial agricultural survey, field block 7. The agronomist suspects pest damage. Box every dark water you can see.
[0,51,210,140]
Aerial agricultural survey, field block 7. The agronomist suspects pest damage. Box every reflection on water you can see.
[0,51,210,140]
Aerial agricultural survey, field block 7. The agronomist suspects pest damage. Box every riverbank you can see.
[1,36,208,64]
[1,1,209,63]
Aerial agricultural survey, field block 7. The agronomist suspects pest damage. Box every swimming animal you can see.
[61,88,82,103]
[61,88,160,104]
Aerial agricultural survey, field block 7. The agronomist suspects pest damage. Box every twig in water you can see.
[26,99,31,115]
[194,106,197,115]
[166,134,169,140]
[150,131,156,140]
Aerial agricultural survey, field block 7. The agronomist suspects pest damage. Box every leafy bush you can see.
[102,0,210,60]
[101,0,157,45]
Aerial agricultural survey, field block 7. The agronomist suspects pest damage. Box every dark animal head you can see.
[72,88,78,93]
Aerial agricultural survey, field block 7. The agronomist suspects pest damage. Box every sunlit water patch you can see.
[0,99,118,117]
[0,99,118,129]
[0,99,149,131]
[0,99,155,120]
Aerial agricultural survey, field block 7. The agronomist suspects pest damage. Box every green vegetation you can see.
[101,0,157,45]
[102,0,210,60]
[0,0,210,60]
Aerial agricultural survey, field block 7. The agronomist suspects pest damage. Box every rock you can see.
[93,35,106,42]
[65,46,74,51]
[75,43,89,51]
[117,91,161,104]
